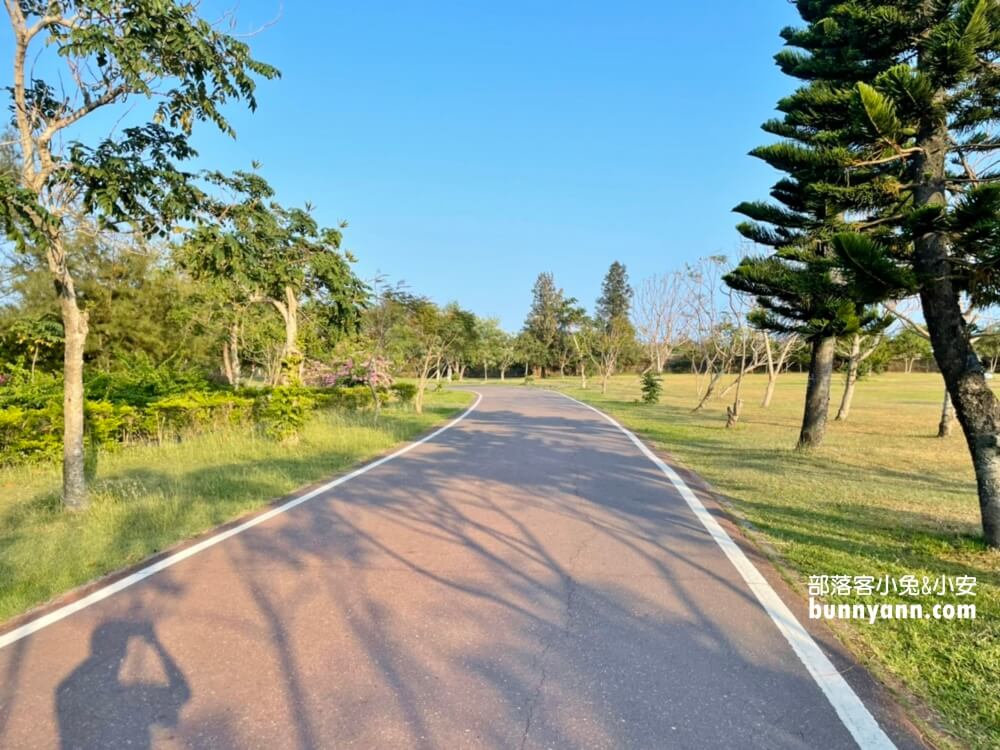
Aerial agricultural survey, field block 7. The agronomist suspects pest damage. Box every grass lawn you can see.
[533,372,998,750]
[0,390,473,624]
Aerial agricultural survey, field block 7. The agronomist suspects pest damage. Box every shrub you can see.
[146,392,254,438]
[0,400,62,463]
[85,358,216,407]
[391,382,417,404]
[640,371,663,404]
[253,387,315,442]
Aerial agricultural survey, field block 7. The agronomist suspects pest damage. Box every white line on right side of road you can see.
[556,391,896,750]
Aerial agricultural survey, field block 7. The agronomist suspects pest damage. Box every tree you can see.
[475,317,509,381]
[596,261,632,323]
[522,272,565,377]
[183,170,367,386]
[834,330,888,421]
[496,332,517,381]
[0,313,62,378]
[390,297,444,414]
[592,261,636,391]
[727,6,898,448]
[0,1,278,507]
[776,1,1000,545]
[685,256,743,409]
[554,298,586,377]
[889,329,934,375]
[761,333,802,408]
[440,303,478,381]
[633,272,685,373]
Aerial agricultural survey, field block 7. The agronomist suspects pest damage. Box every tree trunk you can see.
[57,267,89,509]
[835,334,861,421]
[222,320,241,387]
[272,288,301,385]
[222,341,233,386]
[913,118,1000,546]
[414,355,434,415]
[797,336,836,450]
[693,371,722,412]
[938,388,955,438]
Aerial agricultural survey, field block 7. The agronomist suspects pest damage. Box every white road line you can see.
[555,391,896,750]
[0,392,483,651]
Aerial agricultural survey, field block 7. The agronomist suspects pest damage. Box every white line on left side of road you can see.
[555,391,896,750]
[0,392,483,651]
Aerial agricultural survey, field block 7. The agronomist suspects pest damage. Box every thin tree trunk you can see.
[272,288,301,385]
[414,354,434,414]
[938,388,955,438]
[693,371,722,411]
[222,341,233,386]
[58,275,89,509]
[727,341,747,429]
[914,118,1000,546]
[835,334,861,421]
[797,336,836,450]
[761,335,776,408]
[222,320,241,387]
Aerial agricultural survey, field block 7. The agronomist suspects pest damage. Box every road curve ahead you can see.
[0,387,917,749]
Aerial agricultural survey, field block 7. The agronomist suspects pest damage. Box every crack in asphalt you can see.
[518,528,598,750]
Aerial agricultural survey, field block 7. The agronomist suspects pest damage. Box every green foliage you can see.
[0,367,389,463]
[253,387,314,442]
[85,357,216,406]
[640,371,662,404]
[390,382,418,404]
[596,260,633,325]
[1,1,280,250]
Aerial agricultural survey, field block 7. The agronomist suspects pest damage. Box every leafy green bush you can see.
[390,382,417,404]
[0,371,389,464]
[253,387,315,442]
[147,392,254,437]
[323,384,375,410]
[85,358,216,407]
[0,401,62,462]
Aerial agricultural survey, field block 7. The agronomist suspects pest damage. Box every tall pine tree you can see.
[523,272,565,377]
[770,0,1000,547]
[727,33,892,449]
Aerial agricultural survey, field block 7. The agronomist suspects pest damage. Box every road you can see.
[0,387,923,749]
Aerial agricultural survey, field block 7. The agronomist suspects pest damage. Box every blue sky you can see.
[8,1,803,330]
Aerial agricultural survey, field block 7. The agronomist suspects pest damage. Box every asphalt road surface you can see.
[0,387,923,749]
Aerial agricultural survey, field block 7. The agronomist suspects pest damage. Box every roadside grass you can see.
[535,372,998,750]
[0,390,473,624]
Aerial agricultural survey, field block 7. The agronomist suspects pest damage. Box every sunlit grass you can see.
[535,372,998,750]
[0,390,473,623]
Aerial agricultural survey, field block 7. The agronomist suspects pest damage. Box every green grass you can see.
[534,372,998,750]
[0,390,473,623]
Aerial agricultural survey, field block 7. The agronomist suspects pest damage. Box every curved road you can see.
[0,387,922,749]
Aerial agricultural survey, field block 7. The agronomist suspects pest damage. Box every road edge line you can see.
[0,391,483,651]
[554,391,895,750]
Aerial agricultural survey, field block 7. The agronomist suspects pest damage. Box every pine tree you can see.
[596,261,633,326]
[773,0,1000,547]
[523,272,565,377]
[727,7,892,449]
